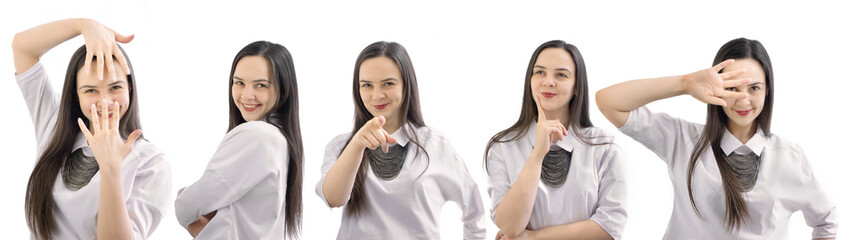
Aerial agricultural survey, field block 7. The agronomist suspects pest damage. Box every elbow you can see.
[494,217,523,239]
[11,32,23,52]
[595,89,611,115]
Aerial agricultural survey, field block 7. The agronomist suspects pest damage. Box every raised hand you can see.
[682,59,752,106]
[77,99,141,170]
[533,96,567,155]
[79,19,134,81]
[353,116,398,153]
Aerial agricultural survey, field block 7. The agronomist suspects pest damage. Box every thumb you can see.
[115,33,135,43]
[125,129,143,149]
[373,115,386,128]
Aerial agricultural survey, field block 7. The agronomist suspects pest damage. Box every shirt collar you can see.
[72,132,94,157]
[388,122,411,147]
[720,127,766,156]
[527,120,575,152]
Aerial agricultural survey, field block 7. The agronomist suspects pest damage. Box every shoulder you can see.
[326,131,354,149]
[129,139,169,167]
[228,121,287,146]
[766,133,804,159]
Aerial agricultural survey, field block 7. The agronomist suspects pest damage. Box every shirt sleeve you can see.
[438,137,486,240]
[790,147,839,238]
[588,143,628,240]
[485,142,511,223]
[314,134,348,207]
[15,62,61,156]
[124,141,173,240]
[618,106,700,167]
[174,121,287,228]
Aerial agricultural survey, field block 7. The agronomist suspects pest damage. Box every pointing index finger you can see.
[535,95,547,122]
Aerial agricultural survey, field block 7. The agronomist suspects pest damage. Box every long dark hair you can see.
[342,41,429,218]
[686,38,774,231]
[25,45,142,240]
[484,40,601,172]
[227,41,303,239]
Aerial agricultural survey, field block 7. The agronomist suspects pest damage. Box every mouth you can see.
[96,110,114,119]
[735,109,752,116]
[541,92,557,98]
[374,103,389,110]
[242,103,261,112]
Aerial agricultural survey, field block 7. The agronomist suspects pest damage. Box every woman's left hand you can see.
[77,99,141,170]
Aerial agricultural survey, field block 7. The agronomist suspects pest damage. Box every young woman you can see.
[316,41,486,239]
[485,40,627,240]
[596,38,838,239]
[14,18,172,240]
[173,41,303,239]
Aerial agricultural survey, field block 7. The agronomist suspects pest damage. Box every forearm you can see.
[529,220,612,240]
[596,75,686,127]
[322,142,366,207]
[12,18,90,73]
[97,165,134,240]
[495,151,545,237]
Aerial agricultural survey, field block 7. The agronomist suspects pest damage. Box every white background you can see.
[1,1,845,239]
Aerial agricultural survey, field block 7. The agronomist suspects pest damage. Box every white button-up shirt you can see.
[175,121,290,239]
[486,123,628,239]
[17,62,172,240]
[620,106,838,239]
[316,124,487,239]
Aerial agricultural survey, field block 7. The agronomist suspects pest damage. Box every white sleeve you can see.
[173,122,287,228]
[588,144,628,240]
[618,106,700,166]
[314,134,348,207]
[16,62,61,156]
[485,142,511,223]
[792,147,838,238]
[124,142,172,240]
[439,138,486,240]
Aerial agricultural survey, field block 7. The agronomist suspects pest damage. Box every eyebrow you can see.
[77,80,127,90]
[233,76,271,83]
[748,82,765,86]
[534,65,573,74]
[360,77,399,83]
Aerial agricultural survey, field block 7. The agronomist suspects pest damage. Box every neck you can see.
[383,117,402,135]
[727,122,756,144]
[544,109,571,129]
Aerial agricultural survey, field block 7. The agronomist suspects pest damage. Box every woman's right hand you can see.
[78,19,134,81]
[352,116,397,153]
[682,59,752,106]
[532,96,566,156]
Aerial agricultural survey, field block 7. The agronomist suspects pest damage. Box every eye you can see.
[534,70,544,75]
[234,81,244,86]
[384,82,395,86]
[84,89,96,93]
[751,86,761,91]
[111,85,123,90]
[725,87,737,91]
[257,83,268,88]
[361,83,372,88]
[557,73,568,78]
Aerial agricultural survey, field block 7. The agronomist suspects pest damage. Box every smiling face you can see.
[77,59,130,124]
[232,56,277,122]
[530,48,576,120]
[358,56,405,129]
[721,58,767,133]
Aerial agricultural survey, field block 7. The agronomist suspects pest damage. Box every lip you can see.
[541,92,557,98]
[242,103,261,112]
[374,103,389,110]
[96,110,114,119]
[735,109,752,116]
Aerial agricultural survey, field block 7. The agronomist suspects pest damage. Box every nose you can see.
[737,93,751,106]
[372,88,386,101]
[542,75,556,87]
[241,86,256,101]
